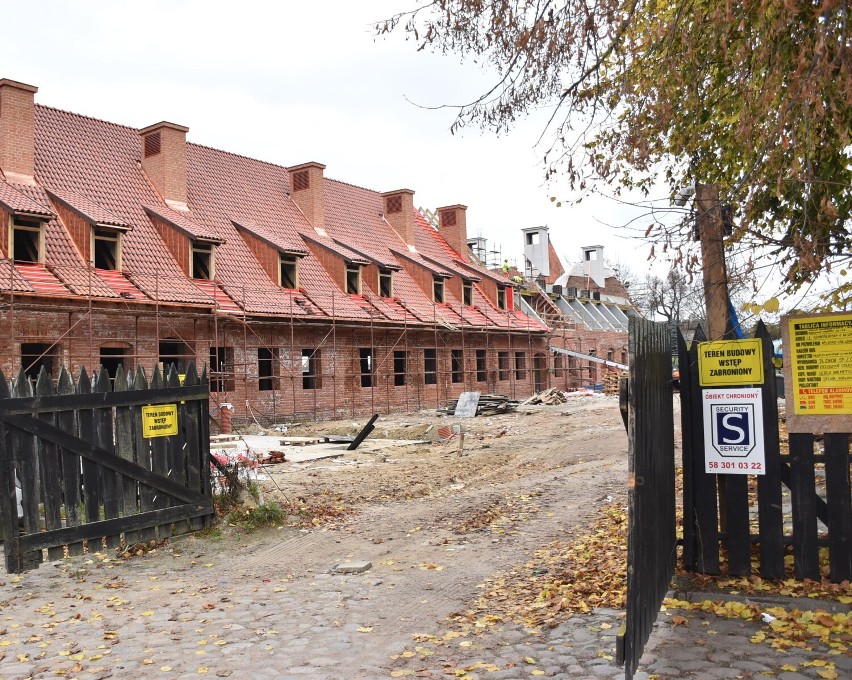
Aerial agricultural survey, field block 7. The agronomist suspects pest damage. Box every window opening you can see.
[209,346,235,392]
[424,348,437,385]
[379,269,393,298]
[21,342,56,381]
[497,286,506,309]
[192,242,213,280]
[93,228,120,270]
[302,349,322,390]
[476,349,486,382]
[12,219,41,263]
[433,276,445,303]
[463,281,472,306]
[346,264,361,294]
[100,347,129,383]
[359,348,373,387]
[394,351,407,386]
[258,347,280,391]
[159,339,193,373]
[498,351,510,380]
[554,354,564,377]
[515,352,526,380]
[451,349,463,383]
[280,255,298,289]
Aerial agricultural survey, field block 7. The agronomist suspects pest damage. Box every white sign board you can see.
[702,388,765,475]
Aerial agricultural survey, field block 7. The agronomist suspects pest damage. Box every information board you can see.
[702,388,765,475]
[698,338,764,386]
[142,404,179,438]
[783,311,852,433]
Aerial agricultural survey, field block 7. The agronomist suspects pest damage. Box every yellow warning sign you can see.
[698,339,764,386]
[789,313,852,415]
[142,404,179,438]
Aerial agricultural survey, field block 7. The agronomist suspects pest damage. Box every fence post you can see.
[0,369,23,572]
[824,433,852,582]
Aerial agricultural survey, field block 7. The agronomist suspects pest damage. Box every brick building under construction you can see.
[0,78,552,423]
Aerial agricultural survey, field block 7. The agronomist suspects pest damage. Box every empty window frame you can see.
[496,285,506,309]
[280,254,298,289]
[359,348,373,387]
[11,218,43,263]
[209,346,235,392]
[100,347,130,382]
[515,352,526,381]
[475,349,487,382]
[451,349,464,383]
[191,242,214,280]
[302,349,322,390]
[393,350,407,386]
[621,350,628,365]
[92,228,120,270]
[21,342,57,382]
[159,339,193,373]
[424,348,437,385]
[553,354,564,377]
[258,347,280,391]
[463,281,473,306]
[433,276,445,303]
[346,264,361,294]
[379,269,393,298]
[607,348,614,362]
[498,351,510,380]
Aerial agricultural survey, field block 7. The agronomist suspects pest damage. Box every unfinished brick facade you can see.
[0,78,550,423]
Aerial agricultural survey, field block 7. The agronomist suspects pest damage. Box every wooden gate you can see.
[680,322,852,581]
[619,317,677,679]
[0,363,213,573]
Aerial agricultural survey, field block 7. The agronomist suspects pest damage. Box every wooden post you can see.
[695,184,731,341]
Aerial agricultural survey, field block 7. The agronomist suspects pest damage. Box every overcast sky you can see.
[2,0,681,277]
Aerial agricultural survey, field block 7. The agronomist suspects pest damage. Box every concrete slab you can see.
[332,560,372,574]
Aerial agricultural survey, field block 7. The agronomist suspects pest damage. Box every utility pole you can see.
[695,183,732,340]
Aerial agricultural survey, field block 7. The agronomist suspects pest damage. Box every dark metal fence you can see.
[619,317,677,678]
[0,363,213,573]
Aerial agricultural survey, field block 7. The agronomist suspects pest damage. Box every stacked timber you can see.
[604,371,628,396]
[439,394,519,416]
[520,388,568,405]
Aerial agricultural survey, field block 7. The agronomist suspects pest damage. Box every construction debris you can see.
[520,388,569,406]
[439,394,519,416]
[604,370,629,396]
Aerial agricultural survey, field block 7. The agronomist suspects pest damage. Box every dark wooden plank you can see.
[789,433,820,579]
[779,462,829,523]
[35,369,65,561]
[0,369,24,572]
[0,414,204,504]
[687,328,721,574]
[56,367,84,557]
[94,366,121,549]
[18,500,214,552]
[182,364,204,532]
[132,367,157,545]
[150,365,172,540]
[166,365,190,536]
[724,473,752,576]
[76,367,102,542]
[0,384,209,416]
[824,433,852,582]
[198,364,213,529]
[347,414,379,450]
[754,322,785,579]
[13,368,42,568]
[677,329,695,570]
[113,366,139,546]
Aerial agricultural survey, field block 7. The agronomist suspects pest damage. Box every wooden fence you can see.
[0,363,214,573]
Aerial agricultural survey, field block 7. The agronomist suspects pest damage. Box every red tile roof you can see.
[0,101,547,334]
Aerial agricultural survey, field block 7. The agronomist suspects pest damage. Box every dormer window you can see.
[280,254,298,289]
[497,285,506,309]
[346,264,361,294]
[11,218,43,263]
[433,276,445,303]
[92,228,121,270]
[191,242,214,280]
[379,269,393,298]
[463,281,472,306]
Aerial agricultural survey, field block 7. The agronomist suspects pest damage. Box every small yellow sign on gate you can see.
[141,404,179,438]
[698,339,764,386]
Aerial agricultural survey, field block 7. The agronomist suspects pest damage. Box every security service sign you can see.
[702,388,765,475]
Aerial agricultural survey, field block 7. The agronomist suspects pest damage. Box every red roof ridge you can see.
[36,103,141,134]
[188,141,293,174]
[324,176,381,194]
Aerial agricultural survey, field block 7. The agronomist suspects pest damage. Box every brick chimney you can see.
[0,79,38,182]
[382,189,415,250]
[437,204,468,261]
[140,121,189,211]
[288,162,326,231]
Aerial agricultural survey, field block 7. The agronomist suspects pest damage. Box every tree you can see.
[380,1,852,303]
[635,270,705,323]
